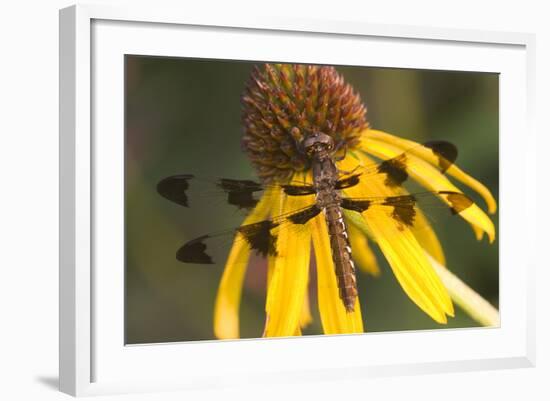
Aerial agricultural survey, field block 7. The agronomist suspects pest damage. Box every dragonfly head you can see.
[301,131,335,158]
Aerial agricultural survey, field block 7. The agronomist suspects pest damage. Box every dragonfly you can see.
[157,131,474,312]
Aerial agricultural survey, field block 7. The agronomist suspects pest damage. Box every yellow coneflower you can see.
[214,64,496,339]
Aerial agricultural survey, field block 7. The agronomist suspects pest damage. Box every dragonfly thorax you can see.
[311,147,341,209]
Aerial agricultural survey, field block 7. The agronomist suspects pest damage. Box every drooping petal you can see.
[358,137,495,243]
[372,222,454,322]
[214,188,277,339]
[312,215,364,334]
[339,154,454,323]
[361,129,497,214]
[346,221,380,276]
[263,182,313,337]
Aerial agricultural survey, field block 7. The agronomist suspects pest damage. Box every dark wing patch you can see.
[157,174,194,207]
[237,220,279,257]
[235,204,322,256]
[176,235,214,264]
[382,194,417,228]
[237,205,321,256]
[424,141,458,173]
[288,205,321,224]
[282,184,316,196]
[217,178,264,209]
[335,174,361,190]
[341,198,371,213]
[377,154,408,188]
[440,191,474,214]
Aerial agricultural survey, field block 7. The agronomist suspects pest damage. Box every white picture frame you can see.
[59,3,536,397]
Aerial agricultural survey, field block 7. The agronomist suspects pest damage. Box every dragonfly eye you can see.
[302,132,335,155]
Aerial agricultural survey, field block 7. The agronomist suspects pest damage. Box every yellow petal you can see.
[358,137,495,243]
[340,154,454,323]
[347,221,380,276]
[213,237,250,339]
[263,182,313,337]
[312,215,364,334]
[472,224,484,241]
[268,245,314,331]
[362,129,497,214]
[213,188,276,339]
[373,224,453,322]
[346,202,446,269]
[410,207,446,266]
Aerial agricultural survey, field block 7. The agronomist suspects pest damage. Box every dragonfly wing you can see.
[175,203,321,264]
[158,175,315,210]
[337,140,458,190]
[341,190,474,231]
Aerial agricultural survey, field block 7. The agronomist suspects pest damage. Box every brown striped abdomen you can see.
[324,205,357,312]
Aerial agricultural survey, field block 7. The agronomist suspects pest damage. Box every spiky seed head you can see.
[241,63,369,182]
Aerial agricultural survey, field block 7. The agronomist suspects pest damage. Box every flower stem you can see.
[343,210,500,327]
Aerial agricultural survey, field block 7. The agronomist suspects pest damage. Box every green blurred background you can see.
[125,56,499,344]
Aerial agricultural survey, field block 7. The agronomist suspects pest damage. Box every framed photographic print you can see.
[59,4,535,396]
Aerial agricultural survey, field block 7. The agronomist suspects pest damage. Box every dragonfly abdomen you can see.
[324,205,358,312]
[310,150,358,313]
